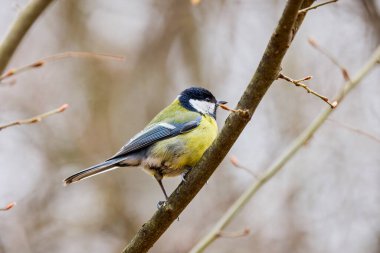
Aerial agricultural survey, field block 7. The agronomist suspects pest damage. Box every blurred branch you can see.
[308,37,351,81]
[190,0,201,5]
[298,0,338,14]
[0,104,68,131]
[360,0,380,44]
[230,155,258,178]
[190,45,380,253]
[0,51,126,82]
[216,228,250,239]
[0,0,55,75]
[0,202,16,211]
[327,118,380,143]
[278,73,338,108]
[121,0,314,252]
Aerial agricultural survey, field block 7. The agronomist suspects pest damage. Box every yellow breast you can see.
[145,115,218,177]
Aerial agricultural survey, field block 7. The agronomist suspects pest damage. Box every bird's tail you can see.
[63,157,125,185]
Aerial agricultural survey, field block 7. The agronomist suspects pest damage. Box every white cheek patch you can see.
[189,99,215,115]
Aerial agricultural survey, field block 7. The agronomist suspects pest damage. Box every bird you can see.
[63,87,226,201]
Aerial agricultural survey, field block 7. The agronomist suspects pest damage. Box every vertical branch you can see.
[0,0,55,75]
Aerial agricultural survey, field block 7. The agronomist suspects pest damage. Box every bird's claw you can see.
[157,200,167,209]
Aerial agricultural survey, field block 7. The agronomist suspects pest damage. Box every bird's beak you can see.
[217,100,228,106]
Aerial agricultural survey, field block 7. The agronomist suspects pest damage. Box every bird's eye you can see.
[205,98,211,102]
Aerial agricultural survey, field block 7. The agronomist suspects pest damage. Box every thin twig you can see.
[278,73,338,108]
[327,119,380,143]
[219,104,250,118]
[0,51,126,82]
[230,156,259,178]
[308,37,351,81]
[0,202,16,211]
[216,228,250,238]
[0,0,55,75]
[298,0,338,14]
[0,104,68,131]
[189,45,380,253]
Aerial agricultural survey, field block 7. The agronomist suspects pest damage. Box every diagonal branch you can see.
[0,104,68,131]
[0,0,55,75]
[190,45,380,253]
[121,1,314,252]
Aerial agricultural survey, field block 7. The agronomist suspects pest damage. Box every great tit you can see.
[64,87,226,200]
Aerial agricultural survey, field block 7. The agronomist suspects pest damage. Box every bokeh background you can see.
[1,1,380,253]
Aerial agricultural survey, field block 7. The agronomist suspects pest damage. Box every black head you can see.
[178,87,220,118]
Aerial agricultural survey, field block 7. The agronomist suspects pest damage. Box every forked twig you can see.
[278,73,338,108]
[298,0,338,14]
[0,103,68,131]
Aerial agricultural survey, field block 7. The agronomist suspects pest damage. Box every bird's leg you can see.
[154,172,168,208]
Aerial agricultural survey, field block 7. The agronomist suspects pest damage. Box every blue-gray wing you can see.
[108,116,201,160]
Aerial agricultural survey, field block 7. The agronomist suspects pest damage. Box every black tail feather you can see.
[63,158,124,185]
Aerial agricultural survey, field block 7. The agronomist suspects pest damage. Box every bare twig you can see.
[0,51,126,82]
[0,104,68,131]
[190,45,380,253]
[298,0,338,14]
[278,73,338,108]
[219,104,250,118]
[308,37,351,81]
[0,202,16,211]
[327,118,380,143]
[0,0,55,75]
[230,156,259,178]
[122,1,313,252]
[216,228,250,238]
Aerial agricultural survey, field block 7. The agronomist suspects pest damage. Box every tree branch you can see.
[298,0,338,14]
[0,0,55,75]
[189,44,380,253]
[0,51,125,82]
[121,0,314,252]
[308,37,351,81]
[278,72,338,108]
[0,104,68,131]
[327,119,380,143]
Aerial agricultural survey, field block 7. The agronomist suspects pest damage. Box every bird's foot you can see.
[180,173,187,183]
[181,167,192,183]
[157,200,167,209]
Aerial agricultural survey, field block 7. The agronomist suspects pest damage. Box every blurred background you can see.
[1,0,380,252]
